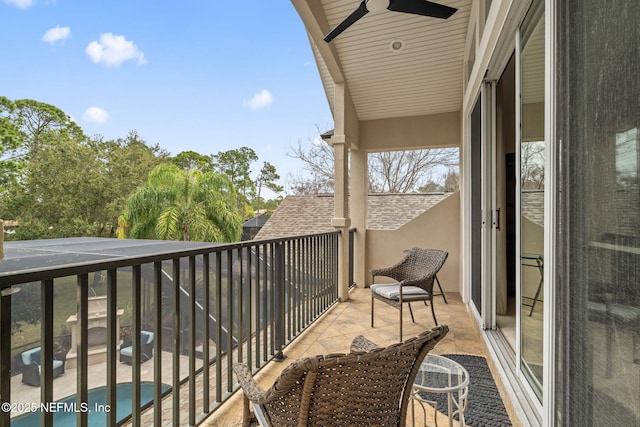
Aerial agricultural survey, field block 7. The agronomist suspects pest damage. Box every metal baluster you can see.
[172,259,180,426]
[76,273,89,427]
[202,254,210,414]
[152,262,163,426]
[40,279,54,427]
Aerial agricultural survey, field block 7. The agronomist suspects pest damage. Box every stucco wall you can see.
[365,191,460,292]
[359,111,461,151]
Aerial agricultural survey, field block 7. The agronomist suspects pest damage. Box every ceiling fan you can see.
[324,0,458,42]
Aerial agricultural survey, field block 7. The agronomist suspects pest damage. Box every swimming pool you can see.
[11,382,170,426]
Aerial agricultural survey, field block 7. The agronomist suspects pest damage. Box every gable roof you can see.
[255,193,452,239]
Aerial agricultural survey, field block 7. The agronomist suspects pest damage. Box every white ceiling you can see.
[301,0,472,121]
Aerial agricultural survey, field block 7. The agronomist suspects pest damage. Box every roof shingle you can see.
[255,193,452,239]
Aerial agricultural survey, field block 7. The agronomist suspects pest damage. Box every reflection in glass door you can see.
[518,0,544,399]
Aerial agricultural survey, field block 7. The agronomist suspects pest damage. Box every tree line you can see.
[286,131,460,194]
[1,97,461,243]
[0,97,283,242]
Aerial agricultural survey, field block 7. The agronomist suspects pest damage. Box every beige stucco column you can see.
[331,133,351,301]
[331,81,358,301]
[350,147,368,287]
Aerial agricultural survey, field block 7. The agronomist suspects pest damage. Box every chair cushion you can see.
[34,360,64,374]
[141,331,154,345]
[22,348,41,366]
[120,346,133,357]
[587,302,640,323]
[371,284,430,301]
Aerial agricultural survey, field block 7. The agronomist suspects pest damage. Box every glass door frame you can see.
[514,22,530,397]
[484,79,498,332]
[542,0,557,424]
[514,0,556,417]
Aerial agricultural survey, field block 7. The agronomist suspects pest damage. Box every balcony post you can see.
[331,133,351,302]
[331,81,358,301]
[350,147,368,287]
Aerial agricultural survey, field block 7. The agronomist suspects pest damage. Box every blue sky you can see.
[1,0,333,196]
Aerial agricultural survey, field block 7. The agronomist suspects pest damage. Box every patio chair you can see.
[18,347,66,387]
[370,247,448,341]
[233,325,448,427]
[120,330,154,364]
[404,248,448,304]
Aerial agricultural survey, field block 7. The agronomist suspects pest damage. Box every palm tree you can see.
[119,164,242,242]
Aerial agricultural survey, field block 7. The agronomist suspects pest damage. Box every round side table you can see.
[411,354,469,427]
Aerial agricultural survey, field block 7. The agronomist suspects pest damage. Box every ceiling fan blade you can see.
[388,0,457,19]
[324,1,369,42]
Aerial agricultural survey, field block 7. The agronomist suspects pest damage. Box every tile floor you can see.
[203,287,524,427]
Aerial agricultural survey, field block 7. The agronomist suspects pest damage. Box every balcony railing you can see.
[0,231,340,426]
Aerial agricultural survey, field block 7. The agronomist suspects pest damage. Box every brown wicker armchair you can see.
[233,325,448,427]
[371,248,448,341]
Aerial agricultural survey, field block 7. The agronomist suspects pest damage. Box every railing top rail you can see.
[0,231,340,287]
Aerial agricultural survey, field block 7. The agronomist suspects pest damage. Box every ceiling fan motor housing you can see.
[366,0,390,13]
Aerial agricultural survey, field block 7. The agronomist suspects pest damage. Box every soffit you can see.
[316,0,472,121]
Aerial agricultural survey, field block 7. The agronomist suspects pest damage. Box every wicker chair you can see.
[233,325,448,427]
[370,248,448,341]
[120,330,154,364]
[17,347,66,387]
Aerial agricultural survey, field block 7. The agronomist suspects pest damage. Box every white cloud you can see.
[244,90,273,110]
[4,0,35,9]
[41,26,70,44]
[82,107,110,123]
[85,33,146,67]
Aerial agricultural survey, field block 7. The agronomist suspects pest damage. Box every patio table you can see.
[411,354,469,427]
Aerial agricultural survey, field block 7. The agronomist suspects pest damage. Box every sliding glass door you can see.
[556,0,640,424]
[471,0,548,406]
